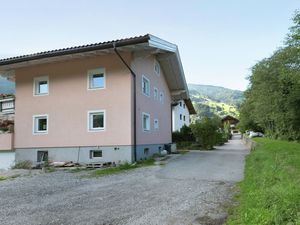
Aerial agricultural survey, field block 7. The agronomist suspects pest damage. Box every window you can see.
[179,102,182,107]
[33,115,48,134]
[154,61,160,76]
[154,119,159,130]
[142,75,150,96]
[160,92,164,104]
[142,112,150,131]
[88,110,105,131]
[180,114,182,120]
[144,148,149,155]
[183,115,186,121]
[37,151,48,162]
[183,103,186,109]
[88,68,105,89]
[33,76,48,95]
[90,150,102,158]
[154,88,158,100]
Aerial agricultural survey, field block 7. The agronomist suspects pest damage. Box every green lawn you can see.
[227,138,300,225]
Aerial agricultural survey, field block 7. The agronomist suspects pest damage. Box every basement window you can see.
[90,150,102,158]
[37,151,48,162]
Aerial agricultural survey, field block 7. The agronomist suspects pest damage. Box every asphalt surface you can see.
[0,134,248,225]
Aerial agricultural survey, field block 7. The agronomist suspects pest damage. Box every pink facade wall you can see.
[132,54,172,145]
[0,133,13,151]
[14,54,133,148]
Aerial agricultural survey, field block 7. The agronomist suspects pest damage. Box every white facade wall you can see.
[0,152,15,170]
[172,100,190,131]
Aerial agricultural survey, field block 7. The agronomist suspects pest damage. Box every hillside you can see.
[188,84,244,120]
[0,76,15,94]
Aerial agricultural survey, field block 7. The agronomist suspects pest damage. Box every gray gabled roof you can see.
[0,34,193,105]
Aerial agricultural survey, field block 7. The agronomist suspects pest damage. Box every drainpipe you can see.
[113,43,137,162]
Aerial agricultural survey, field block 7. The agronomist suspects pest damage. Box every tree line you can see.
[239,11,300,141]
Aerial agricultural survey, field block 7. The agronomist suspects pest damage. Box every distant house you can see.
[0,34,194,166]
[222,115,239,130]
[172,99,196,131]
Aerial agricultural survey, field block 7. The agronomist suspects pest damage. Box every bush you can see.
[13,161,32,169]
[172,125,195,142]
[190,117,221,149]
[176,141,193,150]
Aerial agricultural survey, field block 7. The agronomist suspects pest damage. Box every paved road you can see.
[0,134,248,225]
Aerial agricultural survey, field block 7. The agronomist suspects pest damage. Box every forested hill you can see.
[0,76,15,94]
[188,84,244,120]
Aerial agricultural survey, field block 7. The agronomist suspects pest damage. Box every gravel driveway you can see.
[0,134,248,225]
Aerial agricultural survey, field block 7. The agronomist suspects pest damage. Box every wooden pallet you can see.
[85,161,113,168]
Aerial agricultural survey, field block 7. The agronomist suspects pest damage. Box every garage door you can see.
[0,151,15,170]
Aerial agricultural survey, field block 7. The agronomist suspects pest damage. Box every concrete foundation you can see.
[15,143,170,165]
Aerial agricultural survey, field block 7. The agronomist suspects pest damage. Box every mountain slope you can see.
[188,84,244,120]
[0,76,15,94]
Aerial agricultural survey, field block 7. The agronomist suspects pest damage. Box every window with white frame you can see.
[154,87,158,100]
[154,119,159,130]
[33,76,48,95]
[142,75,150,96]
[33,115,48,134]
[159,91,164,104]
[88,68,105,89]
[142,113,150,131]
[154,61,160,76]
[88,111,105,131]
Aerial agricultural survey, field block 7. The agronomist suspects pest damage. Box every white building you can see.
[172,99,196,131]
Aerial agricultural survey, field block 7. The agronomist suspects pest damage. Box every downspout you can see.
[113,43,137,162]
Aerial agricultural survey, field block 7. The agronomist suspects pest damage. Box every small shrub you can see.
[13,161,32,169]
[172,125,195,142]
[176,141,193,150]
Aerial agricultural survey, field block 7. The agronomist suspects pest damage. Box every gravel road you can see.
[0,134,248,225]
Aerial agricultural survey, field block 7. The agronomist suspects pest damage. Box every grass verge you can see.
[88,159,155,178]
[0,176,8,181]
[227,138,300,225]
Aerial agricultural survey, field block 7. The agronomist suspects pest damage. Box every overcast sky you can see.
[0,0,298,90]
